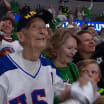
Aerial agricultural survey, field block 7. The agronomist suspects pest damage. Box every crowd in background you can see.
[0,0,104,104]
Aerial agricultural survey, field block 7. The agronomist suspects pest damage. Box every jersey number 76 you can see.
[9,89,48,104]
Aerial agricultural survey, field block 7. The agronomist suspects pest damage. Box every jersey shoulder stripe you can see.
[40,56,61,77]
[0,55,17,75]
[40,56,55,68]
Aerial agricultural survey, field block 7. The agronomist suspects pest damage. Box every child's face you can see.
[81,63,101,83]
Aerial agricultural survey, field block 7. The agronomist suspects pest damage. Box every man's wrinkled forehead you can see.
[22,18,46,32]
[29,17,46,24]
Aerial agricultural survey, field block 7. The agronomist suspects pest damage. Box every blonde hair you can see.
[94,96,104,104]
[44,28,80,60]
[77,59,101,76]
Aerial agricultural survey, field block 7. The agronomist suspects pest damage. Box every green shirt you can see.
[56,63,79,84]
[41,50,80,83]
[49,18,60,33]
[10,1,19,13]
[84,8,90,18]
[11,20,18,40]
[59,6,68,16]
[54,63,79,104]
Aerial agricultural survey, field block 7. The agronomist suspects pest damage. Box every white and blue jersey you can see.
[0,52,65,104]
[0,39,23,52]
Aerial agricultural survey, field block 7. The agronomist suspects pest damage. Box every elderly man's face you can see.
[19,17,48,50]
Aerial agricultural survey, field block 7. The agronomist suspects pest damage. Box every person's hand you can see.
[78,73,90,87]
[58,85,71,102]
[89,77,98,92]
[78,74,98,92]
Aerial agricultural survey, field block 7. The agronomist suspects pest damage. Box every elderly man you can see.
[0,9,72,104]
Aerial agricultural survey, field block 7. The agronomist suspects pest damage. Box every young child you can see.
[61,59,101,104]
[76,59,102,103]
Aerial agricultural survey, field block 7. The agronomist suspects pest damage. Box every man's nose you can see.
[39,27,46,33]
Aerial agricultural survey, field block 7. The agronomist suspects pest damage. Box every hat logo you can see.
[24,11,37,19]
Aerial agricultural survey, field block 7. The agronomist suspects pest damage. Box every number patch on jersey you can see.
[31,89,48,104]
[9,89,48,104]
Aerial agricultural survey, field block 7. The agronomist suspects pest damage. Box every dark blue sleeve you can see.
[0,56,17,75]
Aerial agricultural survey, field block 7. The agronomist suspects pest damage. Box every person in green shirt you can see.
[59,0,68,16]
[3,0,19,14]
[83,0,93,21]
[43,28,80,83]
[42,28,80,104]
[49,17,60,33]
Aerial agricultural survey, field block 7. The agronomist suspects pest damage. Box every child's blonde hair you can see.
[77,59,101,77]
[94,96,104,104]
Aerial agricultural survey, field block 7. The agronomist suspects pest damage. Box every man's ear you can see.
[17,31,25,42]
